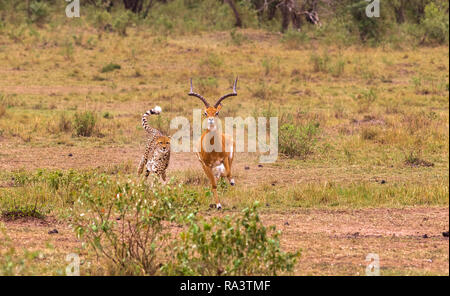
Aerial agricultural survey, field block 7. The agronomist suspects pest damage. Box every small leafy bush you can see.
[101,63,121,73]
[347,0,388,44]
[73,111,97,137]
[29,1,50,26]
[73,180,200,275]
[113,11,134,36]
[404,151,434,167]
[93,10,112,34]
[162,202,300,276]
[420,1,449,44]
[1,204,46,221]
[279,123,320,159]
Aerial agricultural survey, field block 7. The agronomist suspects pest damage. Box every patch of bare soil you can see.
[262,207,449,275]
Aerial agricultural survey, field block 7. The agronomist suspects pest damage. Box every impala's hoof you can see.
[216,203,222,210]
[230,179,235,186]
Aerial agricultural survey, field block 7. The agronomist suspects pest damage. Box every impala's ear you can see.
[216,104,222,112]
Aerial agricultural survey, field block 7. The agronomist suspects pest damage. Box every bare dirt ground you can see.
[2,207,448,275]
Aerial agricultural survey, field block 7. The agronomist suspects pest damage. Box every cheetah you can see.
[137,106,171,184]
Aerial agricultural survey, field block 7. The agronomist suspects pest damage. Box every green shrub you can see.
[348,0,389,44]
[1,204,46,221]
[113,11,134,36]
[420,1,449,44]
[73,111,97,137]
[279,122,320,159]
[72,179,199,275]
[29,0,50,26]
[162,202,300,276]
[101,63,121,73]
[93,10,112,33]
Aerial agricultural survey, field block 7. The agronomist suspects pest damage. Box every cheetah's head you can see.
[156,136,171,153]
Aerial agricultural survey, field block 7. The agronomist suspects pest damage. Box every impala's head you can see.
[188,78,238,130]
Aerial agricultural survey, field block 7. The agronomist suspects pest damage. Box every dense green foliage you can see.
[0,0,448,46]
[163,202,300,275]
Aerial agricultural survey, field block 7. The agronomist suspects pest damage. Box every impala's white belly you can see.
[212,163,225,179]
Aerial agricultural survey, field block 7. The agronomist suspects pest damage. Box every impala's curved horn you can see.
[214,77,238,108]
[188,78,210,107]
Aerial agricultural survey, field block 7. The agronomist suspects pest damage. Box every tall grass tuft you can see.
[73,111,97,137]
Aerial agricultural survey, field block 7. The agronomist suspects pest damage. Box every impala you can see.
[188,78,238,209]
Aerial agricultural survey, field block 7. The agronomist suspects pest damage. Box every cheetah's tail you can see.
[142,105,162,132]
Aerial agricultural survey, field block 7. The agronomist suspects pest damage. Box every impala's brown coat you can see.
[188,78,238,209]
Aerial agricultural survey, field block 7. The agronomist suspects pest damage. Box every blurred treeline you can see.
[0,0,448,46]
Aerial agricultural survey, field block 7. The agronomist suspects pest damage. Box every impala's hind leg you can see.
[223,157,235,186]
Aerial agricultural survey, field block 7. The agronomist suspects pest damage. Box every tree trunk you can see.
[225,0,242,27]
[394,0,406,24]
[123,0,144,13]
[280,1,290,33]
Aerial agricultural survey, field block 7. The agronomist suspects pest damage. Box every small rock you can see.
[271,183,276,186]
[422,234,429,239]
[380,180,386,184]
[244,166,250,170]
[265,203,270,207]
[258,164,263,168]
[232,206,237,210]
[48,229,58,234]
[443,231,449,237]
[284,221,289,226]
[68,153,73,157]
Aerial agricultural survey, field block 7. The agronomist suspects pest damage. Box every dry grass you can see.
[0,25,448,275]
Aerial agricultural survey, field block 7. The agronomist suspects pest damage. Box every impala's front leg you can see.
[201,163,221,209]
